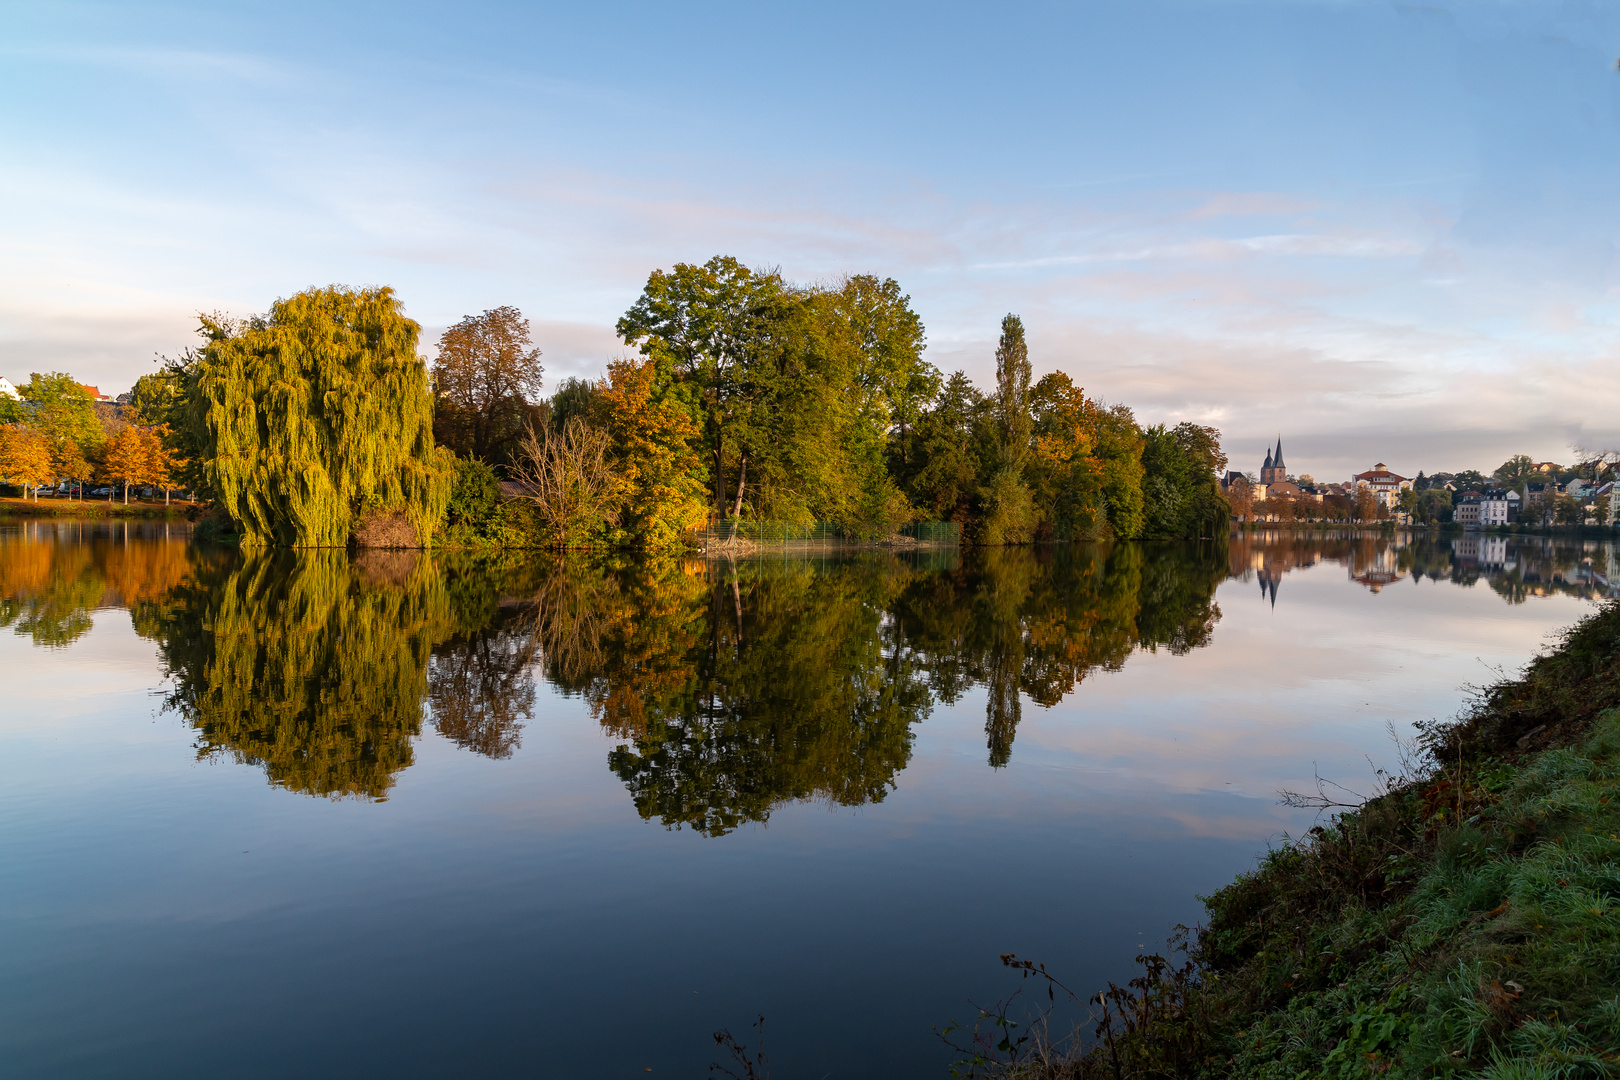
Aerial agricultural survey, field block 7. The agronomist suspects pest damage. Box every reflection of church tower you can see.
[1257,565,1281,607]
[1261,437,1287,485]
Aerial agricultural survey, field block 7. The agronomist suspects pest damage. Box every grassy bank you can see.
[959,602,1620,1079]
[0,496,195,519]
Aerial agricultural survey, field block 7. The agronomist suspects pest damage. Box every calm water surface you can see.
[1,523,1613,1078]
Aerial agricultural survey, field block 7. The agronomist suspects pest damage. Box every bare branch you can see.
[508,416,619,546]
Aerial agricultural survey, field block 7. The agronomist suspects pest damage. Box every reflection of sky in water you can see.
[0,529,1605,1079]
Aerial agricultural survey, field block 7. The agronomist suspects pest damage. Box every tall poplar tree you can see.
[182,285,453,547]
[979,314,1036,544]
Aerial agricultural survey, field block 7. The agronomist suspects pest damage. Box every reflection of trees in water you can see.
[429,617,538,759]
[892,543,1227,767]
[528,556,930,836]
[513,544,1227,831]
[5,524,1233,816]
[145,549,541,799]
[0,525,193,647]
[151,551,452,799]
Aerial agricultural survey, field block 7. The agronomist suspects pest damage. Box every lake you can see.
[1,522,1613,1078]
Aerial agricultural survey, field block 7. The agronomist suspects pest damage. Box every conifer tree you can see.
[181,285,453,547]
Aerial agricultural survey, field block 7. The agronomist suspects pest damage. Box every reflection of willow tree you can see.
[892,543,1227,767]
[0,526,194,648]
[530,556,934,836]
[147,549,529,799]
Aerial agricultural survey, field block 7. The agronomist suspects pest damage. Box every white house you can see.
[0,376,19,400]
[1350,463,1413,508]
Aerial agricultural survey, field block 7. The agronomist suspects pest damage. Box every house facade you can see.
[1350,463,1413,508]
[1455,489,1517,528]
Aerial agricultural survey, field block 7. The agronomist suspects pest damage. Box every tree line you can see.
[14,257,1231,546]
[0,373,181,502]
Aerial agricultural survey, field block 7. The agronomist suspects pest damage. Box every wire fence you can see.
[688,519,961,548]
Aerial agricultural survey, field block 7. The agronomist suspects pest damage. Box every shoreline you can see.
[0,497,196,519]
[967,599,1620,1077]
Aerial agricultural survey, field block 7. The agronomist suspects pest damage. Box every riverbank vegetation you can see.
[950,600,1620,1079]
[33,261,1229,548]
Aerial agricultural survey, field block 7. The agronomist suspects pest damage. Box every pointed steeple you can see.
[1273,436,1285,470]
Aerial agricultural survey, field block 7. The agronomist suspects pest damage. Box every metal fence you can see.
[689,519,961,548]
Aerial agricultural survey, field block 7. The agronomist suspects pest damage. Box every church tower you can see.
[1261,437,1287,485]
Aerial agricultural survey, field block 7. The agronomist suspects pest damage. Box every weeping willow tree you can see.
[185,285,454,547]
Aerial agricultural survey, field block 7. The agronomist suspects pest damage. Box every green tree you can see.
[892,371,992,522]
[1415,487,1452,524]
[179,285,454,547]
[976,315,1037,545]
[18,372,101,470]
[127,371,180,426]
[1094,404,1146,538]
[617,256,788,517]
[1495,453,1538,495]
[1140,423,1229,539]
[992,314,1033,471]
[547,377,598,433]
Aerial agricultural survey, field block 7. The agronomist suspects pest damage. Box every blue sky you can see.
[4,0,1620,479]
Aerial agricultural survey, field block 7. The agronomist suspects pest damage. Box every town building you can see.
[1350,463,1413,508]
[0,376,18,400]
[1262,480,1303,500]
[1456,489,1516,528]
[1522,482,1557,527]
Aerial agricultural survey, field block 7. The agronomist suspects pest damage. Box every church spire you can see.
[1274,436,1285,470]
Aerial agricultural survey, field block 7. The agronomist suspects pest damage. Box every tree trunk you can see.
[731,455,747,518]
[713,431,726,519]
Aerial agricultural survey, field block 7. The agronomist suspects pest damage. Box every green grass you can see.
[1207,712,1620,1079]
[0,496,193,518]
[949,602,1620,1079]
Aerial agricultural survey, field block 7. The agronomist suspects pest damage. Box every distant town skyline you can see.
[4,1,1620,479]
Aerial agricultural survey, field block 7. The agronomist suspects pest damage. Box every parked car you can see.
[90,486,113,497]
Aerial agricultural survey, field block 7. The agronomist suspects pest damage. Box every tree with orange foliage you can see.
[1027,371,1106,539]
[596,356,710,548]
[0,426,56,499]
[100,426,174,503]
